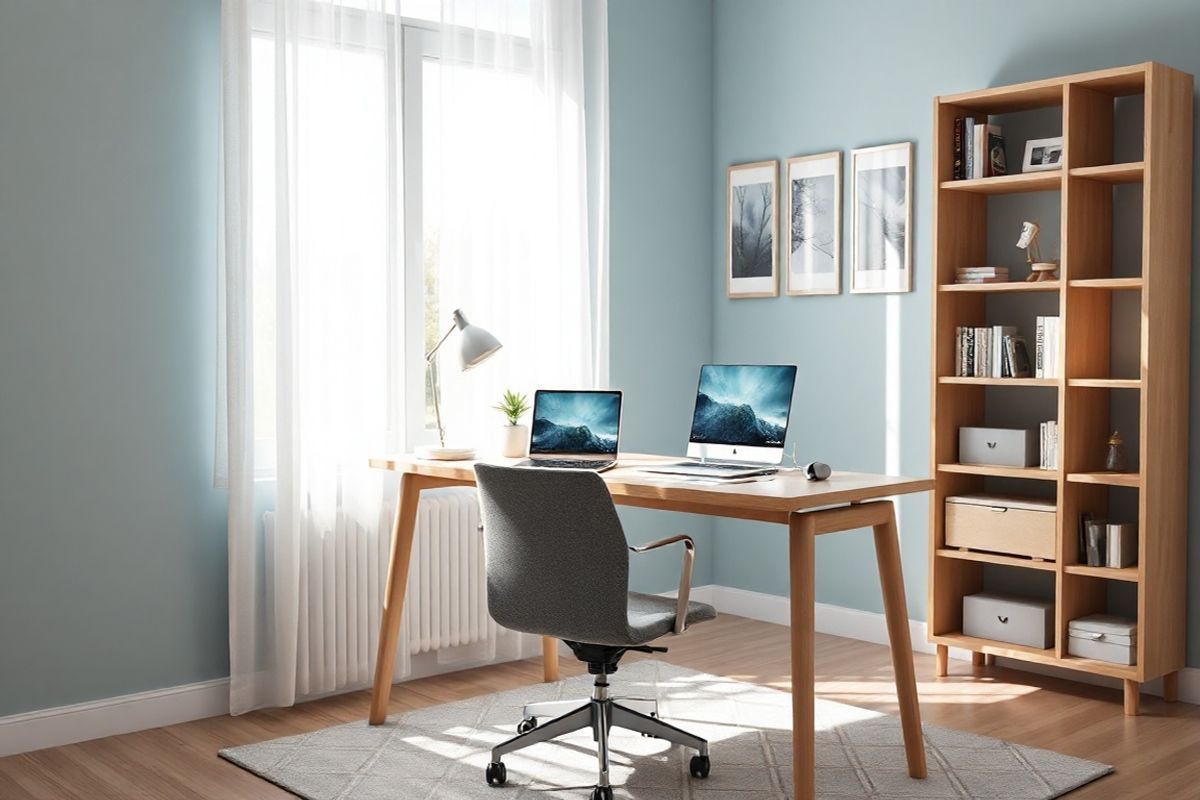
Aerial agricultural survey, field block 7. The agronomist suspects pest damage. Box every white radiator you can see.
[265,486,498,700]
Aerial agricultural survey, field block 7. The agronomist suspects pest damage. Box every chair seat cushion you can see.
[625,592,717,645]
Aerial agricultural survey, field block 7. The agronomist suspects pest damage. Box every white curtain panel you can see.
[219,0,607,714]
[432,0,599,449]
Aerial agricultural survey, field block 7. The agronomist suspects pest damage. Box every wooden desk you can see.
[368,453,933,800]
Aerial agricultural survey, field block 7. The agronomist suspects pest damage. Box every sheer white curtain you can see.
[219,0,606,714]
[431,0,599,447]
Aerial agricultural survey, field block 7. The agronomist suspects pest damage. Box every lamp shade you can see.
[452,309,502,370]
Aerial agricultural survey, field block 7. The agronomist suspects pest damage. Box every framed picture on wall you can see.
[851,142,913,294]
[726,160,779,298]
[785,151,841,296]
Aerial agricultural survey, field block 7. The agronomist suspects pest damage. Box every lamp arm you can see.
[425,321,457,448]
[425,322,458,363]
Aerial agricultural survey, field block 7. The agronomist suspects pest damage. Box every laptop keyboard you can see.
[520,458,613,470]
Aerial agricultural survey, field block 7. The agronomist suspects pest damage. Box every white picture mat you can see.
[851,143,912,294]
[786,152,840,295]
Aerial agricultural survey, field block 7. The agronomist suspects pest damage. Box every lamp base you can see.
[415,445,478,461]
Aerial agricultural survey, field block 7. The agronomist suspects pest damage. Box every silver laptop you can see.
[514,389,622,472]
[643,364,797,479]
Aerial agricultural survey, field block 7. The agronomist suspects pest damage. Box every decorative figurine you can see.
[1104,430,1128,472]
[1017,221,1059,282]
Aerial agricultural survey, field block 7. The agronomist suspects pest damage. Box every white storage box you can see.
[963,592,1054,649]
[959,426,1039,467]
[1068,614,1137,665]
[945,494,1056,560]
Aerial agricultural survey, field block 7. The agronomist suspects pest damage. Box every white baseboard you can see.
[4,585,1196,757]
[692,583,1200,706]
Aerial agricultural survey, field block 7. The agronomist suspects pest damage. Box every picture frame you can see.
[784,151,841,296]
[851,142,913,294]
[1022,136,1064,172]
[726,160,779,298]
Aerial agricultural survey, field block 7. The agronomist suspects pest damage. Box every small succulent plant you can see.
[494,390,531,427]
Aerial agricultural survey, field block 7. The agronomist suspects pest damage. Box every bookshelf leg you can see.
[1163,671,1179,703]
[1123,680,1141,716]
[984,654,996,666]
[935,644,948,677]
[971,652,985,667]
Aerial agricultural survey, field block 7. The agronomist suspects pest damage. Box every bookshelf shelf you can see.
[937,463,1059,481]
[1069,161,1145,184]
[939,281,1061,293]
[1066,378,1141,389]
[1067,277,1143,291]
[936,548,1057,572]
[1063,564,1140,582]
[939,376,1057,387]
[940,171,1061,195]
[1067,471,1141,487]
[931,63,1192,714]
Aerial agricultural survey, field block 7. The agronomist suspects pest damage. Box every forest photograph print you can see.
[851,142,912,293]
[727,160,779,298]
[786,151,841,295]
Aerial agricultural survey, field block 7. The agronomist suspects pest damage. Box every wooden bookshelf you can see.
[929,63,1193,716]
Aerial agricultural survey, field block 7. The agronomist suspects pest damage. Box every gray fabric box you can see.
[1068,614,1137,665]
[963,592,1055,649]
[959,426,1039,467]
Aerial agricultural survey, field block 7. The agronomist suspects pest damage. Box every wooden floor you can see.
[3,615,1199,798]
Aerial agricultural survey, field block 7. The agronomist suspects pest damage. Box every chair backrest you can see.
[474,464,631,644]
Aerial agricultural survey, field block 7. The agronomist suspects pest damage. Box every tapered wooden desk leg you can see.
[873,504,927,779]
[788,512,816,800]
[935,644,949,677]
[1163,671,1179,703]
[542,637,560,682]
[369,473,422,725]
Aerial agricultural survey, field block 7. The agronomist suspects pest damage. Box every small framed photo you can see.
[785,151,841,296]
[726,160,779,298]
[851,142,912,294]
[1022,136,1064,172]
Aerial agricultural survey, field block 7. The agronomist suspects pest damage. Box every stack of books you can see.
[1079,515,1139,568]
[1039,420,1059,470]
[953,117,1007,180]
[1034,316,1061,378]
[955,266,1009,284]
[954,326,1031,378]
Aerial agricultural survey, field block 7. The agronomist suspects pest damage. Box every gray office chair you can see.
[474,464,718,800]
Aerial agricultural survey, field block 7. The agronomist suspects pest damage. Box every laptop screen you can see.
[529,390,622,455]
[687,365,797,448]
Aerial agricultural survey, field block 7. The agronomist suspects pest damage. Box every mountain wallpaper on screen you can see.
[688,365,795,447]
[529,391,620,454]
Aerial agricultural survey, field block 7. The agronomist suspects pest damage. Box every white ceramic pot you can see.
[499,424,529,458]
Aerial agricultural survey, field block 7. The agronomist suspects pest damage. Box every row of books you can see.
[953,326,1031,378]
[1079,514,1138,568]
[1039,420,1059,470]
[1034,316,1061,379]
[953,118,1007,180]
[955,266,1009,285]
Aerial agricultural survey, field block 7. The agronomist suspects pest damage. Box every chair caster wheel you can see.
[641,711,659,738]
[689,754,711,779]
[485,761,507,786]
[590,786,614,800]
[516,716,538,734]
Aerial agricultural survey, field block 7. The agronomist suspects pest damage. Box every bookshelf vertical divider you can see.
[928,63,1193,715]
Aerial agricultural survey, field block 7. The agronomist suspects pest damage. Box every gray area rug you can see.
[220,661,1112,799]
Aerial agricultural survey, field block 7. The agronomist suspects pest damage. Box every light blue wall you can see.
[710,0,1200,666]
[609,0,717,590]
[0,1,227,715]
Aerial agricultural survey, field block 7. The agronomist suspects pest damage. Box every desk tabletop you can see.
[369,453,933,525]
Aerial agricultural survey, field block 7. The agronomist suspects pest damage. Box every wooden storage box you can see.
[1068,615,1137,666]
[945,494,1056,560]
[963,592,1055,649]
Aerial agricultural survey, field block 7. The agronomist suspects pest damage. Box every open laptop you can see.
[514,389,622,471]
[642,364,798,479]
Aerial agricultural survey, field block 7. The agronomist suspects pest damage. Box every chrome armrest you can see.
[629,535,695,635]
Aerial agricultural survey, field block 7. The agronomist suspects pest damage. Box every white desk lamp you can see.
[416,308,502,461]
